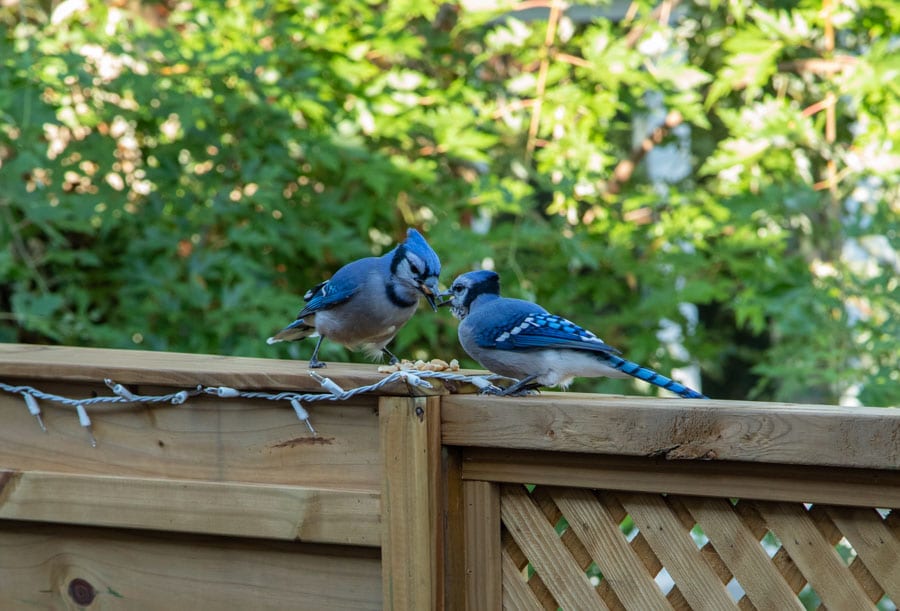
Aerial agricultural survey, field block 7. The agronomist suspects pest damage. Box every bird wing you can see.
[480,312,621,355]
[295,276,358,318]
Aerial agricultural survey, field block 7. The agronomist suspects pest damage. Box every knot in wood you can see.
[68,578,96,605]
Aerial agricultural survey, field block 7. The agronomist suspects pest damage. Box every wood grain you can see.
[0,343,390,392]
[463,480,502,611]
[500,484,606,610]
[380,396,443,611]
[442,393,900,470]
[502,530,556,609]
[601,491,693,611]
[444,447,467,611]
[460,448,900,508]
[0,343,478,394]
[0,521,381,610]
[501,549,545,611]
[551,488,671,611]
[732,501,808,599]
[0,469,379,546]
[0,385,382,489]
[681,496,802,610]
[753,500,875,610]
[807,505,884,605]
[826,507,900,603]
[531,487,593,574]
[618,493,735,610]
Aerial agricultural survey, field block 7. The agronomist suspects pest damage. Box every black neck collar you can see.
[385,282,418,309]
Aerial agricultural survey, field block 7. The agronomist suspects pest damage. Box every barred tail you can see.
[266,318,316,345]
[603,355,707,399]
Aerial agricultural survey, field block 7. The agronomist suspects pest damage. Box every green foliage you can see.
[1,0,897,406]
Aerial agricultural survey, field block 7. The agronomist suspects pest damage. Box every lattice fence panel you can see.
[499,484,899,610]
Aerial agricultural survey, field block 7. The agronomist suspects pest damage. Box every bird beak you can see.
[435,289,453,308]
[420,279,440,311]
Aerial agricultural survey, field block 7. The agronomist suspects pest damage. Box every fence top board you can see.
[0,343,476,395]
[441,392,900,471]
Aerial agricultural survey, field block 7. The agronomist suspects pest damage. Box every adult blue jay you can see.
[268,228,441,368]
[440,270,706,398]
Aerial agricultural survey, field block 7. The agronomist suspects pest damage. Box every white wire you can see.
[0,370,508,447]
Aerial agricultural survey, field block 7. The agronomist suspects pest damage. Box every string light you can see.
[23,393,46,432]
[1,370,508,447]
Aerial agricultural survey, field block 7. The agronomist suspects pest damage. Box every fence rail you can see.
[1,343,898,609]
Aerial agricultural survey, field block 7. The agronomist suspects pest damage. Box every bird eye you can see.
[410,263,422,276]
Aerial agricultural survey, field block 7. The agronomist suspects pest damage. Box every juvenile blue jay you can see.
[440,270,706,398]
[268,228,441,368]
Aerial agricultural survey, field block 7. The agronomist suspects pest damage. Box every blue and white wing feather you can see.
[296,275,358,318]
[476,307,620,357]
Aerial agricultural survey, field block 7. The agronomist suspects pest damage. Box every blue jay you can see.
[440,270,706,398]
[268,228,441,368]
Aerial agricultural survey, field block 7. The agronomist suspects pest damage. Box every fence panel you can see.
[0,521,381,610]
[4,344,900,609]
[447,393,900,610]
[0,344,414,608]
[483,483,897,610]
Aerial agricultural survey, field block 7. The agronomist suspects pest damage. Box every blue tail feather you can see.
[603,355,707,399]
[267,317,316,344]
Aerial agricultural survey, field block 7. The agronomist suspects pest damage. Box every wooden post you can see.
[380,395,443,610]
[444,446,467,610]
[464,480,502,610]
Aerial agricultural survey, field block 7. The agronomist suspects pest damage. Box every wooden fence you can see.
[1,343,899,609]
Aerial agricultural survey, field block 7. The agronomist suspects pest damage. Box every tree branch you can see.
[606,109,684,195]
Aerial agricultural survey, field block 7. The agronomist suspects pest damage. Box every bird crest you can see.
[402,228,441,277]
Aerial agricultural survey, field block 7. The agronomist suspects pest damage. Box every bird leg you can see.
[382,347,400,365]
[308,336,327,369]
[500,374,540,396]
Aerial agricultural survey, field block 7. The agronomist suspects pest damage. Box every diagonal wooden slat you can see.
[502,528,529,571]
[602,492,663,577]
[502,530,555,609]
[552,488,671,611]
[603,493,692,610]
[808,504,884,606]
[682,496,803,610]
[827,506,900,603]
[850,557,887,606]
[525,489,581,609]
[619,493,736,611]
[596,579,627,611]
[532,487,630,608]
[729,501,788,611]
[501,484,607,610]
[808,505,843,545]
[736,597,755,611]
[532,487,595,572]
[668,496,734,587]
[753,501,876,610]
[733,500,808,596]
[502,549,544,611]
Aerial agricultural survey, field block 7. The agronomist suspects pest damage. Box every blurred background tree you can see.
[1,0,897,405]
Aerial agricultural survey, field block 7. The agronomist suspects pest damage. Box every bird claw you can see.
[499,385,541,397]
[308,359,326,369]
[495,375,541,397]
[473,381,542,397]
[381,347,400,365]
